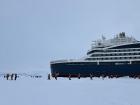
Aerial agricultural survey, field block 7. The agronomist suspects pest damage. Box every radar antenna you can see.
[102,35,106,41]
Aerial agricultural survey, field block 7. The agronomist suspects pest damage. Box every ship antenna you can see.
[102,35,106,41]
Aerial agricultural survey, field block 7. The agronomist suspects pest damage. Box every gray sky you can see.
[1,0,140,72]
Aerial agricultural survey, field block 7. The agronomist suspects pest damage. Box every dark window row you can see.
[86,56,140,60]
[91,52,140,57]
[87,48,140,55]
[108,49,140,52]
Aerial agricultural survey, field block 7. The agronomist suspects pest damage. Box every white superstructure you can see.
[91,32,138,49]
[87,32,140,63]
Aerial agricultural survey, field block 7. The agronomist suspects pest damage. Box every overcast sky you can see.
[1,0,140,72]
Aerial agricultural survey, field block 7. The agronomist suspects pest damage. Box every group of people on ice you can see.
[4,73,18,80]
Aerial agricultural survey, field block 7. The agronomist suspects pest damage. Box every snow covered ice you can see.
[0,75,140,105]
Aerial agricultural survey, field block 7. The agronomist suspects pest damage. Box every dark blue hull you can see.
[51,62,140,77]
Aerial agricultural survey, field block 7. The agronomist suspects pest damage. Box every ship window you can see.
[119,53,121,56]
[120,53,123,55]
[124,49,127,51]
[114,57,116,59]
[114,54,117,56]
[129,49,132,51]
[105,54,107,56]
[132,53,135,55]
[122,53,125,55]
[124,53,127,55]
[107,54,110,56]
[110,54,113,56]
[132,49,135,51]
[117,53,120,56]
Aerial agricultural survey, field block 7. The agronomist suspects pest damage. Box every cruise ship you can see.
[50,32,140,78]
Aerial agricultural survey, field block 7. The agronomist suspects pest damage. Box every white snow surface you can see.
[0,77,140,105]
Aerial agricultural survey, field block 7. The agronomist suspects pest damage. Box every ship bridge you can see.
[87,32,139,55]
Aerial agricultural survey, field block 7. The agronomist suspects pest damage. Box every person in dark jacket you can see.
[11,74,14,80]
[6,74,9,80]
[14,74,18,80]
[48,74,51,80]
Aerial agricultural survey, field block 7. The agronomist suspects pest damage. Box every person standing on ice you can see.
[14,74,17,80]
[11,74,14,80]
[6,74,9,80]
